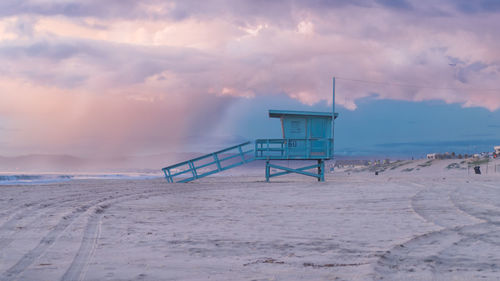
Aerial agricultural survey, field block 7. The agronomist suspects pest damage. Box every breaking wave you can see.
[0,173,160,185]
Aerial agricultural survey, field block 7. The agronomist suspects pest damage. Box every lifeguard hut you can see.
[162,78,339,182]
[255,109,338,181]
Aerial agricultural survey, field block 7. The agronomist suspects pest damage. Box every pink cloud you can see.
[1,0,500,156]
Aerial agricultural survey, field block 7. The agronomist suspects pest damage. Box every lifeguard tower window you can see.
[289,119,305,135]
[284,118,306,138]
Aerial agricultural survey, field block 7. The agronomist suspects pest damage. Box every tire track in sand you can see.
[0,187,165,281]
[60,190,166,281]
[373,181,500,280]
[0,189,126,251]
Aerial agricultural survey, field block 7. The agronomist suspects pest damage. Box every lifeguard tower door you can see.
[283,117,306,156]
[310,117,330,156]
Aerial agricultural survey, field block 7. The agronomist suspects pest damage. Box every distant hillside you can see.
[0,154,87,172]
[0,153,201,173]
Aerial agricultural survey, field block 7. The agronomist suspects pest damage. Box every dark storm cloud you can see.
[451,0,500,14]
[0,0,158,19]
[0,40,100,60]
[0,0,403,21]
[375,0,413,10]
[1,0,498,27]
[0,37,218,89]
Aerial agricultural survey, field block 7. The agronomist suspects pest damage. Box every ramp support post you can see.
[318,159,324,182]
[265,160,270,182]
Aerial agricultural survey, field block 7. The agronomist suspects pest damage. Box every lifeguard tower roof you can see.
[269,110,339,119]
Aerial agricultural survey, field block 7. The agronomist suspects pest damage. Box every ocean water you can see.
[0,173,161,185]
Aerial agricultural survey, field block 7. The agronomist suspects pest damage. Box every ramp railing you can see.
[255,138,332,160]
[162,141,255,183]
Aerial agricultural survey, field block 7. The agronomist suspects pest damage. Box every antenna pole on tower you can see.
[332,77,335,158]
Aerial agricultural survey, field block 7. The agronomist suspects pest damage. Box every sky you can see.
[0,0,500,159]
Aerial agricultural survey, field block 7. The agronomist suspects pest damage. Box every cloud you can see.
[375,0,413,10]
[0,0,165,19]
[1,0,500,156]
[450,0,500,14]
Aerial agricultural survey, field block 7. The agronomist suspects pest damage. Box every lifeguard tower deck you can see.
[162,78,339,183]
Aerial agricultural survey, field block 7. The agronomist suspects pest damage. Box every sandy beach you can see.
[3,0,500,280]
[1,160,500,280]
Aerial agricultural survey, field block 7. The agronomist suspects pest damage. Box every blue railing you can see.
[162,139,333,183]
[255,138,332,160]
[162,141,255,183]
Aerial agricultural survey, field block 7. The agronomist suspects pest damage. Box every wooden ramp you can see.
[162,142,255,183]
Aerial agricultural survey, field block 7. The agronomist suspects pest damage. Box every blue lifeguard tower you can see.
[162,78,339,182]
[255,109,338,181]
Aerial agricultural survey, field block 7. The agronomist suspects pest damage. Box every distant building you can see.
[495,146,500,154]
[427,153,436,160]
